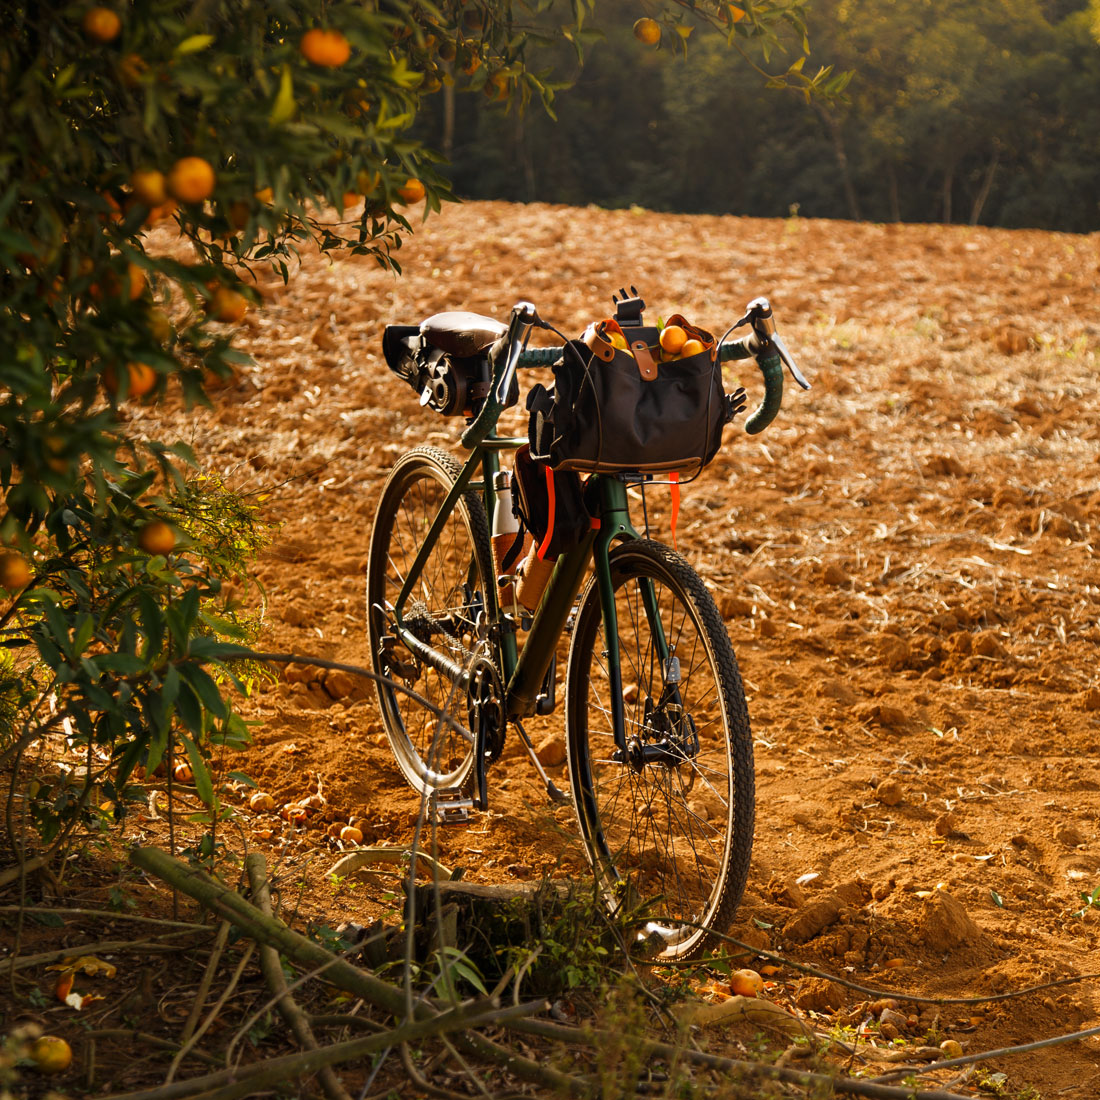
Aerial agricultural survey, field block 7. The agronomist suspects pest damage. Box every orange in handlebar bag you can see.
[527,312,731,475]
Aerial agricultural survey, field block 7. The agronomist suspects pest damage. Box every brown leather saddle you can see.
[419,311,506,357]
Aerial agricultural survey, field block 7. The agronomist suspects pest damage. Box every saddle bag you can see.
[527,302,731,475]
[382,311,514,417]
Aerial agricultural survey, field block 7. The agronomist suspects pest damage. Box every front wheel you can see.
[565,540,754,960]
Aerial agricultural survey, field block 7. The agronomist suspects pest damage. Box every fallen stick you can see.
[100,998,546,1100]
[5,931,209,975]
[128,846,583,1096]
[507,1017,977,1100]
[245,852,352,1100]
[130,847,408,1017]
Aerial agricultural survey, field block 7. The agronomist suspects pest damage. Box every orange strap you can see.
[538,464,556,560]
[670,473,680,550]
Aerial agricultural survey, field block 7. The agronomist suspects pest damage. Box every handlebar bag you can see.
[527,315,730,475]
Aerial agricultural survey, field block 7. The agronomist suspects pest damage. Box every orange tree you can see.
[0,0,820,867]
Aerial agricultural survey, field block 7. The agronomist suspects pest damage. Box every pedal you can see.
[430,788,473,825]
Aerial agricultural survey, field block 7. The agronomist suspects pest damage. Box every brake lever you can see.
[493,301,539,404]
[736,296,811,391]
[772,331,811,391]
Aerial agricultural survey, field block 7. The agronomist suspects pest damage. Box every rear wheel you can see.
[366,446,493,794]
[565,540,754,960]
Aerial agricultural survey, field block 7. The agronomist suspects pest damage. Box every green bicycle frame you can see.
[387,423,655,756]
[385,304,785,768]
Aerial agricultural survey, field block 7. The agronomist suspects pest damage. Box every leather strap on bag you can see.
[582,320,659,381]
[630,341,658,381]
[581,322,616,362]
[538,464,557,560]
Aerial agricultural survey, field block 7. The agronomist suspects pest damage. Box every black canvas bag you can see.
[509,445,589,562]
[527,313,731,475]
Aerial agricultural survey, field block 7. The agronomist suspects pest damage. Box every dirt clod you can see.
[920,890,983,952]
[793,977,845,1014]
[875,778,904,806]
[534,735,566,768]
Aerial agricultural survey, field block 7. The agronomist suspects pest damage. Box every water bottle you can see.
[490,470,525,611]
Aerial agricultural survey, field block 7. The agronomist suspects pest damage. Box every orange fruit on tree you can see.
[633,17,661,45]
[207,286,248,323]
[104,361,157,399]
[30,1035,73,1074]
[145,199,177,226]
[485,71,510,101]
[167,156,216,204]
[90,261,145,304]
[130,168,167,207]
[139,520,176,556]
[255,186,274,204]
[726,5,747,24]
[659,325,688,354]
[118,52,147,86]
[680,338,706,357]
[0,553,32,594]
[300,28,352,67]
[83,6,121,43]
[395,178,426,204]
[124,261,146,300]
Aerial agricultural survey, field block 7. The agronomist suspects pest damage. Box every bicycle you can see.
[366,291,808,959]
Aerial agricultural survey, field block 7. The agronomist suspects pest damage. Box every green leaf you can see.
[176,679,204,736]
[182,661,228,720]
[176,34,216,55]
[270,65,296,125]
[29,910,66,928]
[180,734,215,806]
[188,636,250,661]
[93,652,147,676]
[145,713,170,776]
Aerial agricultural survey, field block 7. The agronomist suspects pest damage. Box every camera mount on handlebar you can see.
[734,297,811,392]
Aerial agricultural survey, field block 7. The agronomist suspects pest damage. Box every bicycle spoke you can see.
[567,540,754,960]
[367,447,492,794]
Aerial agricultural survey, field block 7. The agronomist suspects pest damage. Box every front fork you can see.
[593,477,687,764]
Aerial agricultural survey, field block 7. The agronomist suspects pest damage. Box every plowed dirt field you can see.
[132,200,1100,1097]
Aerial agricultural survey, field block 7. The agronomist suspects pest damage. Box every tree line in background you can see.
[421,0,1100,232]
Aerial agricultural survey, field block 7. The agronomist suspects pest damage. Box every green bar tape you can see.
[744,354,784,435]
[517,346,562,367]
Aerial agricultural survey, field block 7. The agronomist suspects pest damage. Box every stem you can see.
[177,921,231,1049]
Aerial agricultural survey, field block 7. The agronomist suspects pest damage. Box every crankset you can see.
[466,654,504,811]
